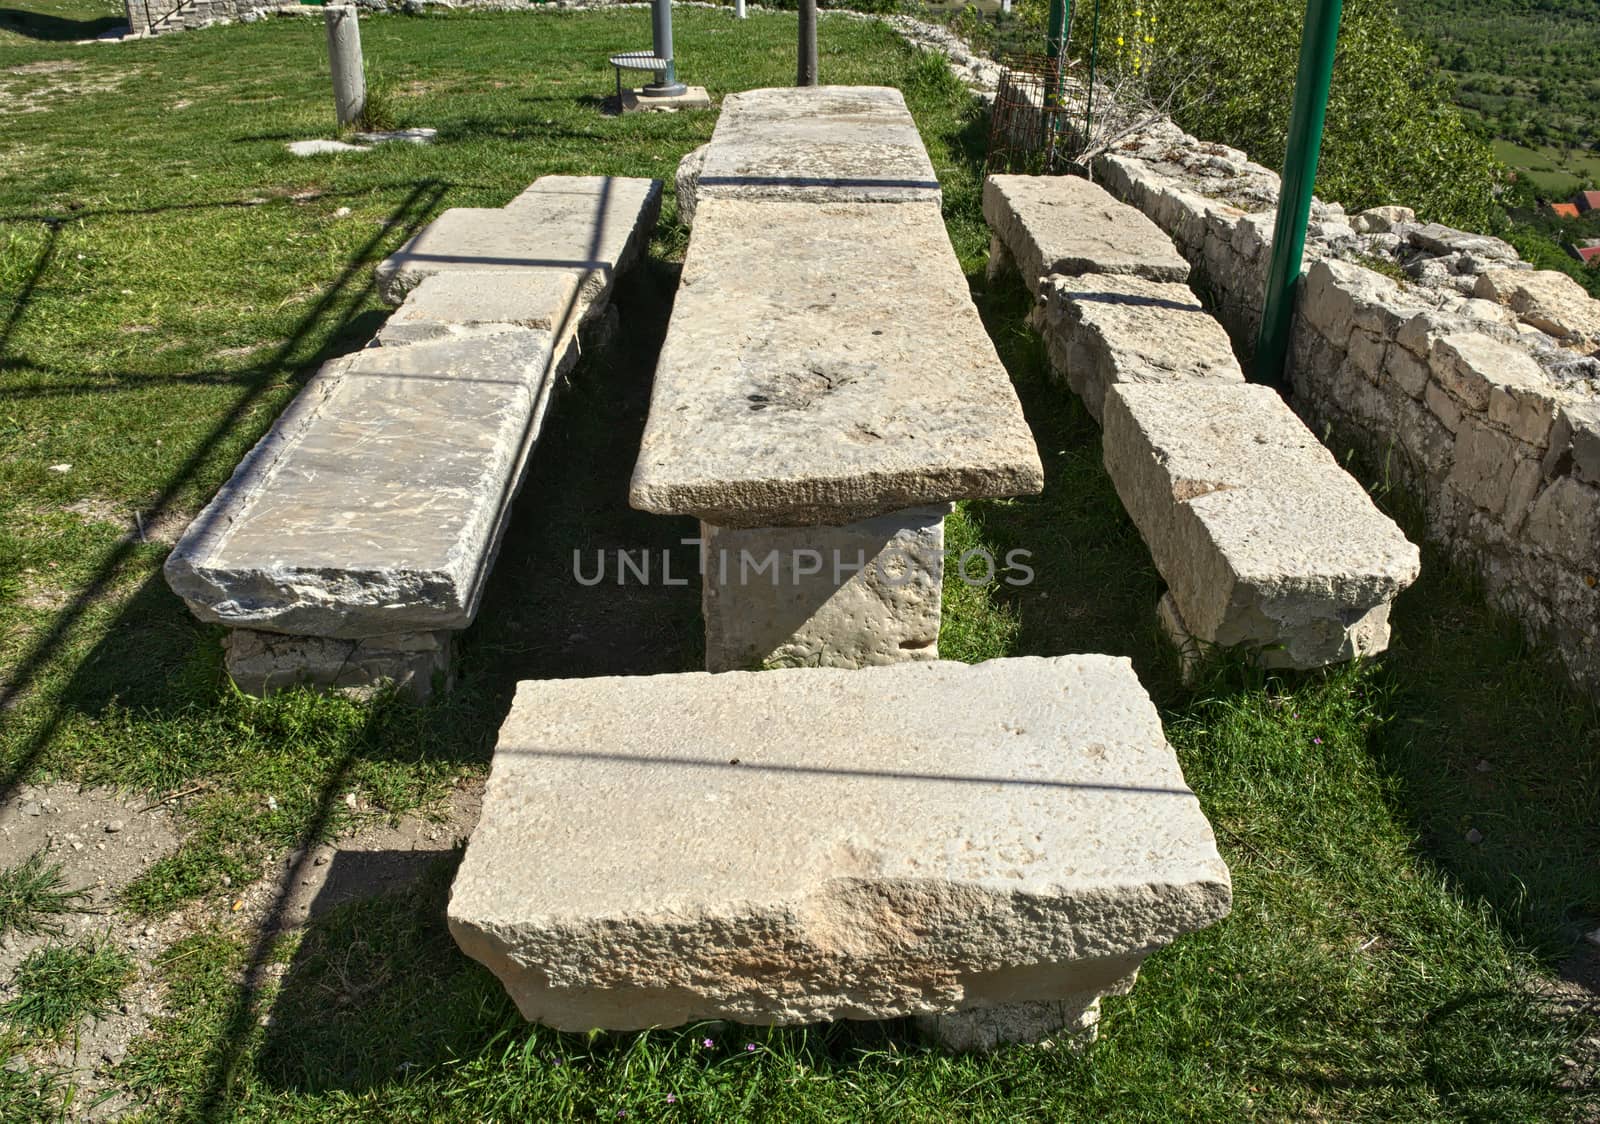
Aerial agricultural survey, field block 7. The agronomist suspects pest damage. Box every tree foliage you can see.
[1017,0,1501,229]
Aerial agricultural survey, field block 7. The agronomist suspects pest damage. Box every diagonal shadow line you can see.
[0,180,450,797]
[501,747,1200,796]
[0,221,60,368]
[0,183,471,227]
[0,370,285,400]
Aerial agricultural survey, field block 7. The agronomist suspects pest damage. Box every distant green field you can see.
[1490,139,1600,199]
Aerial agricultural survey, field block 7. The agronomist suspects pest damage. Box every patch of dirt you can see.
[4,61,81,75]
[1529,945,1600,1106]
[0,776,484,1118]
[60,497,194,547]
[0,67,132,117]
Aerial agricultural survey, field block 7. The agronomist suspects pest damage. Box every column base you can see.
[699,505,950,672]
[222,628,453,701]
[913,971,1140,1053]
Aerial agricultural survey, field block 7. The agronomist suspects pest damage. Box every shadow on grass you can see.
[0,6,122,40]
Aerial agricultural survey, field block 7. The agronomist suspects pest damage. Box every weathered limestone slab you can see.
[699,505,948,672]
[694,86,941,206]
[223,628,451,701]
[374,176,662,304]
[448,656,1232,1043]
[165,330,577,639]
[375,268,587,347]
[630,199,1043,527]
[983,174,1191,294]
[1473,268,1600,347]
[1033,273,1245,422]
[1102,383,1420,668]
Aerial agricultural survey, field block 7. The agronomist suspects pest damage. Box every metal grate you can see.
[984,54,1088,178]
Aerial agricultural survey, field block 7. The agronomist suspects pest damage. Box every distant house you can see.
[1550,202,1581,220]
[1574,244,1600,267]
[1575,190,1600,214]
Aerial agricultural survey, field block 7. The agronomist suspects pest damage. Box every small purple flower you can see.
[666,1094,678,1104]
[702,1037,714,1048]
[551,1058,563,1067]
[745,1043,757,1052]
[1313,736,1323,745]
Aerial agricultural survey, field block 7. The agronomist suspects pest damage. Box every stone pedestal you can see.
[619,86,712,114]
[222,628,452,701]
[914,967,1140,1052]
[699,505,949,672]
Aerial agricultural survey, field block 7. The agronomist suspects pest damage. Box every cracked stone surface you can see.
[629,199,1043,527]
[694,86,941,206]
[1102,382,1420,668]
[375,268,588,347]
[1033,272,1244,421]
[374,176,662,304]
[698,505,949,672]
[222,628,453,700]
[165,330,577,638]
[984,174,1191,294]
[448,655,1232,1035]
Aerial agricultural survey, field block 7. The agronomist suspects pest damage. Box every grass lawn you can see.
[1,2,1598,1120]
[1491,139,1600,201]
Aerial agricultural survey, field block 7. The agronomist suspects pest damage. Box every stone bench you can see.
[983,174,1190,296]
[629,196,1042,671]
[1103,382,1421,668]
[164,176,662,699]
[448,655,1233,1051]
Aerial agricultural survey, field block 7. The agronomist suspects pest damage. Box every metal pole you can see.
[644,0,686,97]
[797,0,817,87]
[324,5,366,129]
[1045,0,1066,61]
[735,0,746,18]
[1252,0,1344,386]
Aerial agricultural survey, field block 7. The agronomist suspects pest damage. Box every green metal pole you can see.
[1046,0,1066,61]
[1251,0,1343,387]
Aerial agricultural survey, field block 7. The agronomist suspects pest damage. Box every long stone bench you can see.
[448,655,1233,1051]
[164,176,662,698]
[984,173,1421,669]
[630,196,1042,671]
[1104,382,1421,668]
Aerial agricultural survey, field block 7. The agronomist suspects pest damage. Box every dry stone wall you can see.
[1090,122,1600,694]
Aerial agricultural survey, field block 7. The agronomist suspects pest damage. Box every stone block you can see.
[447,656,1232,1039]
[1488,381,1560,449]
[375,175,662,304]
[1525,477,1600,569]
[982,174,1190,295]
[674,142,709,228]
[1447,418,1520,516]
[1424,379,1464,434]
[694,86,940,206]
[1543,401,1600,486]
[165,330,577,638]
[1409,223,1519,263]
[630,199,1042,527]
[1101,383,1420,668]
[698,506,948,672]
[1384,344,1431,400]
[223,628,451,700]
[375,268,587,347]
[1473,268,1600,347]
[1035,273,1244,422]
[1429,333,1548,414]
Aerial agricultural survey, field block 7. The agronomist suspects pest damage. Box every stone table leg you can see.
[913,969,1141,1053]
[222,628,454,701]
[698,504,951,672]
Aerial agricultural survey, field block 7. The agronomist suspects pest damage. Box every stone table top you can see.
[630,198,1043,526]
[696,86,942,206]
[448,655,1232,1030]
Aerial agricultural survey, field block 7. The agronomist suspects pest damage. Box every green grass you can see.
[1490,139,1600,200]
[0,853,87,937]
[2,938,133,1043]
[1,2,1598,1120]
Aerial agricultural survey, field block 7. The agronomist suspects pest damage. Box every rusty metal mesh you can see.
[985,54,1088,176]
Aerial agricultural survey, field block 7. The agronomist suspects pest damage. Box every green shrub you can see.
[1018,0,1501,229]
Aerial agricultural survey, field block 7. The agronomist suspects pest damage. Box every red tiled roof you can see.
[1576,191,1600,212]
[1576,245,1600,265]
[1550,202,1581,219]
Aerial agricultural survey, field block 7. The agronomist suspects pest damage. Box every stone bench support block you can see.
[983,174,1191,295]
[699,504,949,672]
[694,86,941,206]
[1033,273,1246,422]
[1102,383,1421,668]
[447,656,1233,1048]
[223,628,452,701]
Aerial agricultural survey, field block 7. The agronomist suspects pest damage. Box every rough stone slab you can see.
[164,330,577,638]
[914,967,1139,1052]
[375,268,588,347]
[1102,382,1420,668]
[1473,268,1600,346]
[1429,333,1550,416]
[448,656,1232,1033]
[375,175,662,304]
[695,86,940,206]
[630,199,1043,527]
[699,505,948,673]
[984,175,1191,294]
[223,628,451,701]
[287,138,367,157]
[1408,223,1519,263]
[1034,273,1244,422]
